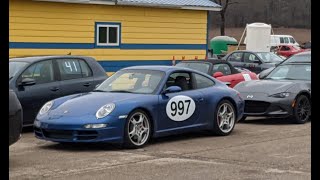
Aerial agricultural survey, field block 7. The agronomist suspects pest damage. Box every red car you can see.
[276,45,308,58]
[176,60,258,88]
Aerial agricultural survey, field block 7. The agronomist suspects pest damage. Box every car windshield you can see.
[265,64,311,81]
[95,69,165,94]
[256,52,283,63]
[9,61,29,79]
[284,54,311,64]
[176,62,210,73]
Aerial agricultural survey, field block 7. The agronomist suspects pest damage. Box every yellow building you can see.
[9,0,221,74]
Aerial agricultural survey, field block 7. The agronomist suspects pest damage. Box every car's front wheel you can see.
[213,100,236,136]
[123,110,151,148]
[292,95,311,124]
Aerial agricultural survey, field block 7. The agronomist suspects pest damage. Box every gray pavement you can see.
[9,118,311,180]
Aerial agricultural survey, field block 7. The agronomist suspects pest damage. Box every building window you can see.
[96,23,121,47]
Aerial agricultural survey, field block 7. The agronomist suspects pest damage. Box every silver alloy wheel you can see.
[217,103,235,133]
[128,112,150,146]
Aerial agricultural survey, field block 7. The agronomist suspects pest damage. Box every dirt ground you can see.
[10,118,310,180]
[210,28,311,45]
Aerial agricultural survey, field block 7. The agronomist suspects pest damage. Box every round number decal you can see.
[166,95,196,121]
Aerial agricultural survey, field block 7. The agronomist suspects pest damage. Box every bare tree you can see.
[217,0,239,35]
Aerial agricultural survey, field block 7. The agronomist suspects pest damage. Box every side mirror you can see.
[162,86,182,94]
[19,78,36,86]
[253,60,261,64]
[213,72,224,78]
[259,67,274,79]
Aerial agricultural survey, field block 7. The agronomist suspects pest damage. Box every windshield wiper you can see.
[92,89,107,92]
[281,78,298,80]
[108,90,132,93]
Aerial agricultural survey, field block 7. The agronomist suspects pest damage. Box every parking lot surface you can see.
[9,118,310,180]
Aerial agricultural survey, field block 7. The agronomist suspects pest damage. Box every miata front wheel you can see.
[213,100,236,136]
[292,95,311,124]
[123,110,151,148]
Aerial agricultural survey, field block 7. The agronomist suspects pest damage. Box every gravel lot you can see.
[9,117,311,180]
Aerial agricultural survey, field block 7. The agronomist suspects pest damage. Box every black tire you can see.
[292,95,311,124]
[213,100,236,136]
[123,110,152,149]
[238,115,247,123]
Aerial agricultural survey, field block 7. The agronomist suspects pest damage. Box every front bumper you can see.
[33,117,125,143]
[241,93,295,118]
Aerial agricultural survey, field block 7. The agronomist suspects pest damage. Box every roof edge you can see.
[33,0,221,11]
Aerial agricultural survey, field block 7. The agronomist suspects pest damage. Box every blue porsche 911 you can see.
[34,66,244,148]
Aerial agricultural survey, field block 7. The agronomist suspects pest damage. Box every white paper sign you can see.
[242,74,252,81]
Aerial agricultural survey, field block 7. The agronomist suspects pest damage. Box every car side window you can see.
[227,52,243,62]
[280,46,290,51]
[280,37,284,43]
[57,59,92,80]
[284,37,289,43]
[289,37,295,44]
[165,72,192,91]
[20,60,54,84]
[193,73,215,89]
[79,60,93,77]
[212,64,232,75]
[243,53,260,63]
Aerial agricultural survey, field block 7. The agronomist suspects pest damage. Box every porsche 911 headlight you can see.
[269,92,290,98]
[96,103,115,119]
[39,101,54,115]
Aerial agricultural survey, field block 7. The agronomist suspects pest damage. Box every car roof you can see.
[227,50,275,53]
[9,55,93,63]
[177,59,229,65]
[279,62,310,66]
[123,65,210,74]
[295,51,311,56]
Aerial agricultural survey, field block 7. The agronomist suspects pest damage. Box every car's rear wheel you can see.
[213,100,236,136]
[123,110,151,148]
[292,95,311,124]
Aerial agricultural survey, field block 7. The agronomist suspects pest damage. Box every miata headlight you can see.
[269,92,290,98]
[96,103,115,119]
[39,101,54,115]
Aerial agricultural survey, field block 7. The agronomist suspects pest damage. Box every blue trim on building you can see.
[94,22,122,48]
[9,42,207,50]
[98,60,181,72]
[206,11,210,55]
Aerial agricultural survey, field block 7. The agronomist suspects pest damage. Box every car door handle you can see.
[197,98,204,102]
[83,83,91,87]
[50,87,59,92]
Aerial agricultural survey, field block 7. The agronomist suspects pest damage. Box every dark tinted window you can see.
[212,64,232,75]
[166,72,192,91]
[243,53,260,63]
[194,73,215,89]
[98,27,107,44]
[20,60,54,84]
[79,60,93,77]
[289,37,295,43]
[108,27,118,43]
[176,62,210,74]
[227,52,243,62]
[280,37,284,43]
[280,46,290,51]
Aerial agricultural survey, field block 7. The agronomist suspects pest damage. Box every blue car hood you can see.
[49,92,146,117]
